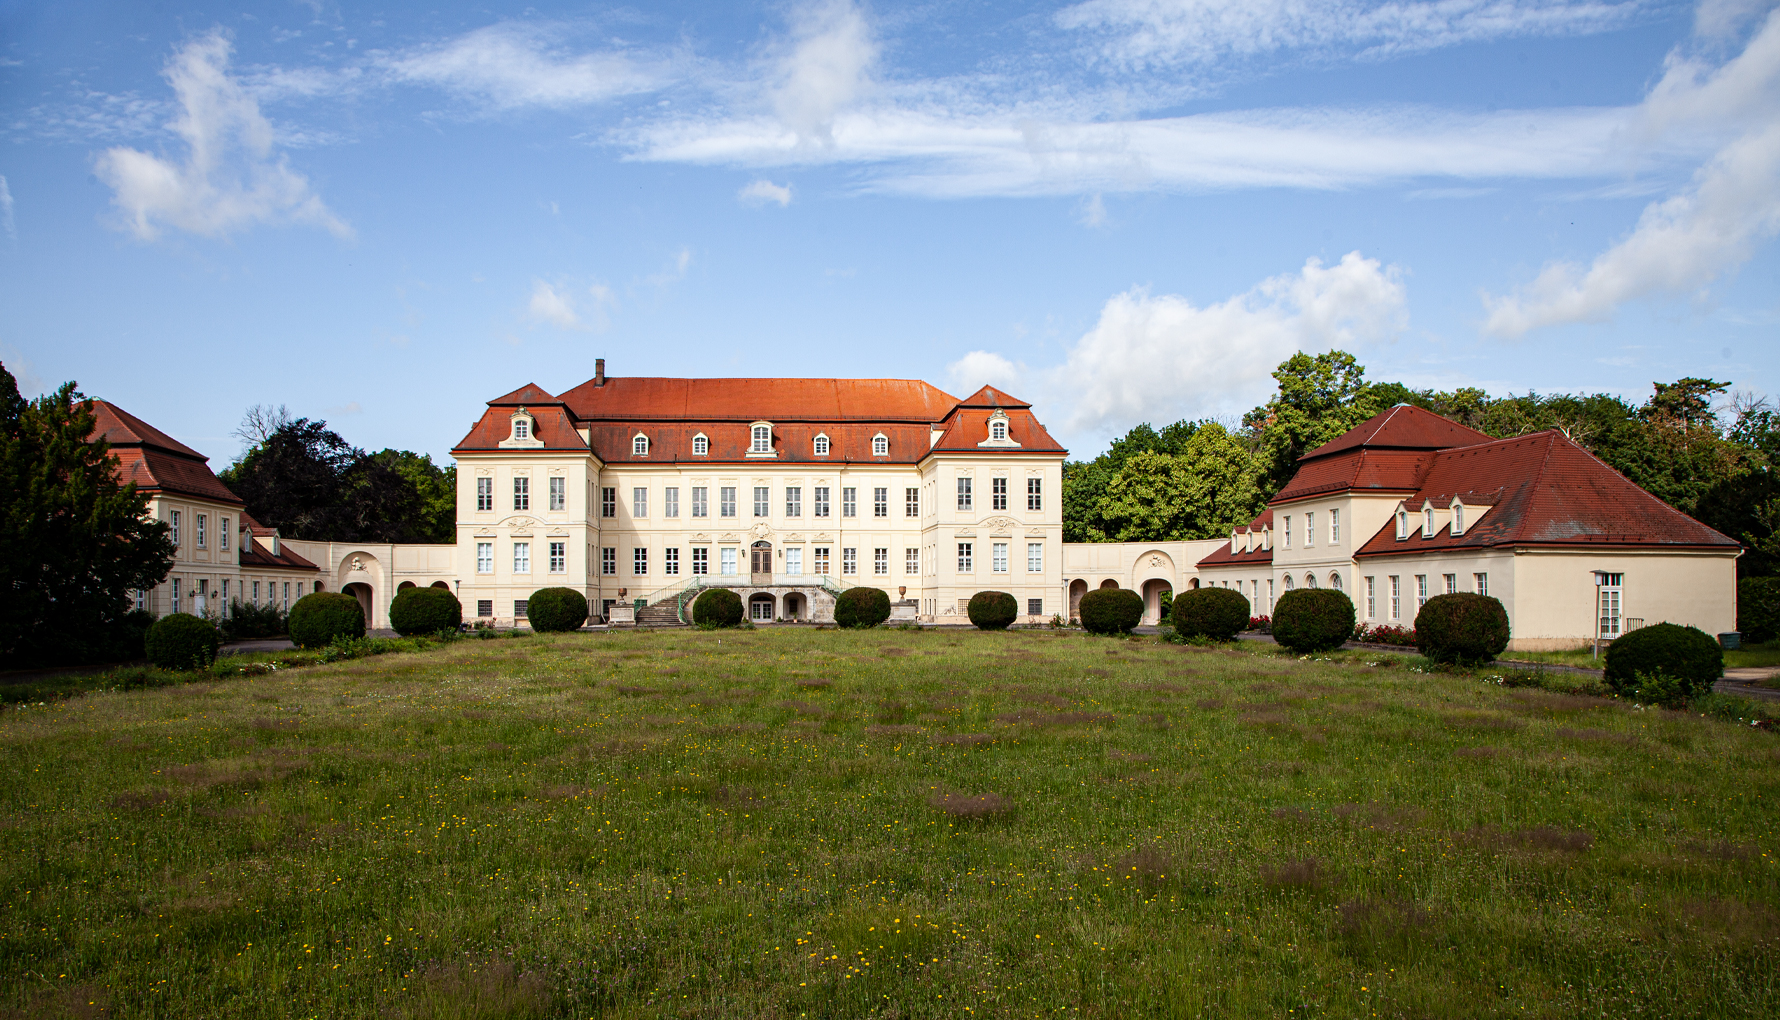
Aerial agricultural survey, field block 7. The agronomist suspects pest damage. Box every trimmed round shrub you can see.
[968,591,1019,630]
[692,588,744,628]
[528,587,589,632]
[834,587,892,629]
[1271,588,1355,654]
[1604,622,1723,699]
[1739,576,1780,645]
[1171,587,1250,641]
[1414,593,1511,664]
[389,587,462,636]
[288,592,366,649]
[144,613,220,670]
[1078,587,1143,635]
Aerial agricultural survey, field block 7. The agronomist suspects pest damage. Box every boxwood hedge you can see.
[967,591,1018,630]
[389,586,462,636]
[1271,588,1355,654]
[288,592,366,649]
[143,613,220,670]
[1171,587,1250,640]
[1078,587,1143,635]
[834,587,891,629]
[1414,592,1510,664]
[528,587,589,632]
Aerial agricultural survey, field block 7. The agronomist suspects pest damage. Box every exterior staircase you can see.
[635,599,688,627]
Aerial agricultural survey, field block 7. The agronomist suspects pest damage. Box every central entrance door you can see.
[751,541,773,584]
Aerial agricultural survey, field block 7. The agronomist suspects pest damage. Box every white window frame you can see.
[1444,573,1457,595]
[1283,515,1291,548]
[477,542,493,573]
[1596,572,1623,638]
[549,541,567,573]
[842,487,857,517]
[957,542,974,572]
[1416,574,1428,608]
[170,510,180,547]
[1027,542,1043,572]
[665,547,680,576]
[664,486,679,518]
[785,548,802,575]
[691,486,708,518]
[633,487,648,518]
[906,487,920,517]
[1390,576,1401,620]
[750,424,773,454]
[476,477,492,511]
[1027,477,1042,511]
[196,514,206,549]
[905,548,919,575]
[1304,512,1314,548]
[991,541,1008,573]
[692,548,708,575]
[692,433,709,456]
[992,477,1007,511]
[220,518,229,552]
[842,547,858,575]
[815,547,830,574]
[1474,572,1488,596]
[720,547,738,575]
[814,486,830,518]
[549,476,566,511]
[873,487,888,518]
[601,547,616,575]
[1423,506,1435,538]
[813,433,830,456]
[1451,502,1464,535]
[785,486,802,518]
[753,486,770,517]
[873,548,888,575]
[632,433,649,456]
[720,486,737,518]
[990,419,1007,441]
[957,477,973,511]
[513,418,530,441]
[633,547,648,575]
[1365,576,1375,619]
[514,476,530,511]
[1397,510,1408,540]
[513,542,531,574]
[871,433,889,456]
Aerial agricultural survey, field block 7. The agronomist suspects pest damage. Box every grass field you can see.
[1498,640,1780,672]
[3,628,1777,1019]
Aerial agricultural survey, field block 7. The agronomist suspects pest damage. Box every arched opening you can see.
[751,541,773,584]
[397,581,416,591]
[1099,579,1120,590]
[430,580,451,590]
[782,592,806,622]
[313,580,324,593]
[1305,574,1318,589]
[342,582,373,625]
[1141,579,1173,626]
[1068,579,1087,622]
[1330,572,1343,592]
[1189,578,1200,589]
[749,593,776,622]
[1283,575,1295,591]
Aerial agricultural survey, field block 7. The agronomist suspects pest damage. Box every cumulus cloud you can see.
[1483,9,1780,336]
[768,0,879,147]
[946,350,1029,398]
[380,22,669,110]
[739,178,794,205]
[91,31,350,240]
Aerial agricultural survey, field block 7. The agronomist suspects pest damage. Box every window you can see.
[814,434,830,456]
[196,514,207,549]
[549,541,566,573]
[906,487,919,517]
[842,487,857,517]
[1283,515,1291,548]
[786,548,802,575]
[815,486,830,517]
[842,548,858,575]
[957,542,974,572]
[477,542,493,573]
[283,582,290,609]
[1423,507,1435,538]
[992,542,1008,573]
[1027,477,1042,511]
[250,582,258,607]
[786,487,802,517]
[514,600,528,619]
[720,486,737,518]
[693,434,709,456]
[1028,598,1042,616]
[720,547,738,575]
[514,477,530,511]
[1027,543,1043,572]
[1474,572,1488,596]
[634,548,648,575]
[751,424,772,454]
[1365,576,1375,619]
[1331,509,1340,544]
[991,419,1008,441]
[477,477,493,511]
[692,548,708,575]
[905,548,919,575]
[692,486,708,518]
[1331,573,1343,592]
[992,477,1007,511]
[171,577,180,613]
[1390,576,1401,619]
[633,487,648,518]
[872,434,888,456]
[549,477,566,511]
[873,548,888,575]
[513,542,531,573]
[1396,510,1408,540]
[1596,572,1623,638]
[170,510,180,547]
[957,477,973,511]
[601,487,616,518]
[1444,573,1457,595]
[633,434,649,456]
[664,487,679,518]
[873,487,888,517]
[1283,575,1294,591]
[220,518,229,552]
[1304,512,1314,548]
[753,486,769,517]
[1306,573,1318,589]
[220,580,229,614]
[1415,574,1428,609]
[815,547,830,574]
[665,547,680,576]
[478,600,493,618]
[1452,503,1464,535]
[601,548,616,575]
[513,419,529,440]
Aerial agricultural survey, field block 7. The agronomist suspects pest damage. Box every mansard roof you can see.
[1300,404,1492,460]
[487,383,560,406]
[90,400,244,506]
[557,376,959,422]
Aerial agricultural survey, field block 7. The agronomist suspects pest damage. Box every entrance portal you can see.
[749,593,776,622]
[751,541,773,584]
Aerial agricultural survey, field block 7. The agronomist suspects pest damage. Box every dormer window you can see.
[501,407,543,449]
[991,419,1007,441]
[977,409,1022,449]
[872,433,889,456]
[692,433,709,456]
[1396,509,1408,540]
[1451,501,1464,535]
[1423,505,1435,538]
[751,424,772,454]
[513,419,530,440]
[632,433,649,457]
[813,433,830,456]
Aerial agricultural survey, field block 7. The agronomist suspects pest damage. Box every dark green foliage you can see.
[143,613,220,670]
[1157,588,1173,621]
[834,587,891,629]
[967,591,1018,630]
[1078,587,1143,635]
[1414,593,1511,664]
[220,600,287,642]
[0,366,176,666]
[1272,589,1356,654]
[1604,622,1723,698]
[1171,587,1250,640]
[527,587,588,633]
[104,609,156,662]
[1739,577,1780,644]
[287,592,366,649]
[692,588,744,628]
[389,587,462,636]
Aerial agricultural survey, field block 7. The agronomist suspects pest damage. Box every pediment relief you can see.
[502,517,536,529]
[475,528,495,537]
[547,529,569,537]
[955,528,976,538]
[1026,528,1047,537]
[814,533,833,543]
[784,533,805,543]
[690,533,712,544]
[984,516,1016,535]
[719,533,741,544]
[749,522,773,539]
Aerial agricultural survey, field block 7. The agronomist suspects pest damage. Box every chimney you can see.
[595,359,605,387]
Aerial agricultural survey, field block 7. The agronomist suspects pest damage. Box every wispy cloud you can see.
[527,279,614,331]
[0,176,14,240]
[739,178,794,205]
[379,22,673,110]
[91,30,351,241]
[767,0,879,147]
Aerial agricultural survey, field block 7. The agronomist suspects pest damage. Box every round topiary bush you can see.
[1078,587,1144,635]
[527,587,589,632]
[143,613,220,670]
[1739,576,1780,645]
[834,587,891,629]
[1271,588,1355,654]
[967,591,1019,630]
[389,587,463,636]
[1414,593,1511,664]
[692,588,744,627]
[288,592,366,649]
[1171,587,1251,641]
[1604,622,1723,699]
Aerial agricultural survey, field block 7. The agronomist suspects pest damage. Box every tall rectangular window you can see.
[1365,576,1375,619]
[815,547,830,574]
[814,486,830,518]
[170,510,180,547]
[905,548,919,574]
[283,582,290,609]
[957,542,974,572]
[842,548,858,575]
[842,487,857,517]
[785,486,802,517]
[1389,576,1401,619]
[991,541,1008,573]
[549,477,566,511]
[633,487,648,518]
[692,487,709,517]
[1305,512,1314,548]
[753,486,769,517]
[476,477,493,511]
[172,577,181,613]
[513,542,530,573]
[1331,509,1340,544]
[873,548,888,575]
[251,582,259,606]
[1027,543,1043,572]
[1474,572,1488,596]
[906,487,919,517]
[1596,572,1623,637]
[665,548,680,575]
[956,477,973,511]
[514,477,530,511]
[477,542,493,573]
[1027,477,1042,511]
[664,486,679,518]
[220,518,229,552]
[873,487,888,517]
[720,547,738,575]
[785,548,802,575]
[549,541,566,573]
[1416,574,1428,609]
[601,487,616,518]
[196,514,207,549]
[1283,515,1291,548]
[633,547,648,575]
[1444,573,1457,595]
[692,548,708,575]
[601,548,616,575]
[992,477,1007,511]
[720,487,737,518]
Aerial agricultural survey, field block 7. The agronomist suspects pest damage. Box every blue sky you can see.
[3,0,1778,466]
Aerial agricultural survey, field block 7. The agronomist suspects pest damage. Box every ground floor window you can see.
[1028,598,1043,617]
[750,595,774,621]
[1596,572,1623,638]
[692,547,708,575]
[815,547,830,574]
[991,542,1008,573]
[1443,573,1457,595]
[1474,572,1489,596]
[1390,576,1401,619]
[478,600,493,617]
[514,600,528,619]
[1365,576,1375,619]
[786,548,802,575]
[1027,543,1042,572]
[1416,574,1428,609]
[550,541,566,573]
[602,548,616,575]
[957,542,973,572]
[842,548,857,575]
[633,548,648,575]
[665,548,680,576]
[874,548,888,575]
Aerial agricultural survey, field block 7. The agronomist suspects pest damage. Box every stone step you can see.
[635,601,688,627]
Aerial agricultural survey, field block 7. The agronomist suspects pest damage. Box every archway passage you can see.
[430,580,451,590]
[749,593,775,622]
[1099,578,1120,589]
[1068,579,1087,622]
[342,582,373,626]
[782,592,806,622]
[1141,579,1173,626]
[751,542,773,584]
[397,581,416,591]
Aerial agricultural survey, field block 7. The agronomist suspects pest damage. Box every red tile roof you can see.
[1196,542,1274,568]
[956,385,1029,409]
[1301,404,1493,460]
[928,406,1066,456]
[90,400,244,506]
[453,405,590,454]
[238,536,319,571]
[487,383,561,406]
[557,376,960,422]
[1272,449,1436,504]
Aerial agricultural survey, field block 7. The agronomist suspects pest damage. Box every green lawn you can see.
[3,629,1777,1018]
[1498,640,1780,672]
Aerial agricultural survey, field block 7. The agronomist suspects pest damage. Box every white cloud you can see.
[91,31,350,240]
[528,281,583,329]
[644,247,693,289]
[1079,192,1108,226]
[527,279,616,331]
[946,350,1028,398]
[739,178,794,206]
[1483,10,1780,336]
[0,176,13,240]
[768,0,879,147]
[380,22,670,110]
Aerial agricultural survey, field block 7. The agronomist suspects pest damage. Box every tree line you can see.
[1063,351,1780,578]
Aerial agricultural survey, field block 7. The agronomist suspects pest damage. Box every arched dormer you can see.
[977,409,1022,448]
[747,422,776,458]
[632,432,650,457]
[499,406,544,449]
[1395,506,1409,541]
[1422,501,1436,539]
[813,433,830,456]
[871,433,889,457]
[691,432,709,456]
[1450,497,1465,535]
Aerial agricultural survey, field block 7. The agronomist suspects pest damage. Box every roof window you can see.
[750,423,773,455]
[1423,504,1435,539]
[1450,499,1465,536]
[1396,509,1408,541]
[692,433,708,456]
[872,433,889,456]
[814,433,830,456]
[632,433,649,457]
